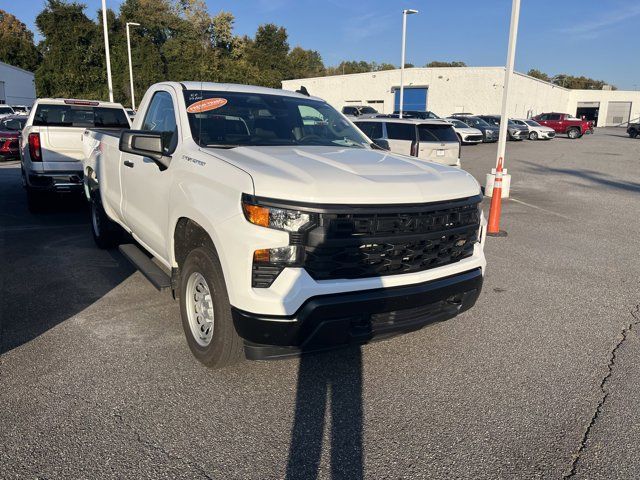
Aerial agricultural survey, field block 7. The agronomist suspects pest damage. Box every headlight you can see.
[242,200,312,232]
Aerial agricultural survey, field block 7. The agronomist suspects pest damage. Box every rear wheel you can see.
[567,128,580,139]
[179,247,244,368]
[629,128,638,139]
[529,131,538,141]
[90,195,122,249]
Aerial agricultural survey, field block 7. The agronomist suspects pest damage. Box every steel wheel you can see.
[185,272,215,346]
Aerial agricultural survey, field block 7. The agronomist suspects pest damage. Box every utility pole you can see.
[126,22,141,109]
[101,0,114,102]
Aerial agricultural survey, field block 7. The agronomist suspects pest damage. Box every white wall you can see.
[568,89,640,127]
[0,62,36,106]
[283,67,639,127]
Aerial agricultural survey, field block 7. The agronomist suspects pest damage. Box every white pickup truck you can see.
[21,98,130,211]
[82,81,487,368]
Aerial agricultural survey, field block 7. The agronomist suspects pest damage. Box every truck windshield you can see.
[183,90,370,148]
[33,105,130,128]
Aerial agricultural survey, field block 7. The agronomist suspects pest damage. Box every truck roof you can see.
[169,81,325,102]
[34,98,125,108]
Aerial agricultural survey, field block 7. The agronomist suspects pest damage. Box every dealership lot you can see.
[1,129,639,479]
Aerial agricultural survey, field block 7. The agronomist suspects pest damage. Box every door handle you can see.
[123,160,134,168]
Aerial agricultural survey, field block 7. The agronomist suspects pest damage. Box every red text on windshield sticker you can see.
[187,98,228,113]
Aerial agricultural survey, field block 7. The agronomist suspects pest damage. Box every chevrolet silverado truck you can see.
[21,98,130,211]
[82,82,487,368]
[531,112,590,139]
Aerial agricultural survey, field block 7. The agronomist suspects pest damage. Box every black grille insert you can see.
[303,196,481,281]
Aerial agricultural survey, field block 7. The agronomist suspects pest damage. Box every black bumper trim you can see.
[27,171,84,191]
[232,268,483,360]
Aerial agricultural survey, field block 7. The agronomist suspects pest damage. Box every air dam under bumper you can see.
[233,268,483,360]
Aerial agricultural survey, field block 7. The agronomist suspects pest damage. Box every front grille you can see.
[303,196,481,281]
[467,135,483,141]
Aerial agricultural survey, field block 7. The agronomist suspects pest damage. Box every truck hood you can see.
[202,146,480,204]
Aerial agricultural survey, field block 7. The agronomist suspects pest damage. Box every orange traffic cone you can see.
[487,157,507,237]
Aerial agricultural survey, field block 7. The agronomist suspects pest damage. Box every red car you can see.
[532,112,591,139]
[0,115,26,160]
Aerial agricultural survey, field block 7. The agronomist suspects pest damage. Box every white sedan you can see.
[513,118,556,140]
[445,118,484,144]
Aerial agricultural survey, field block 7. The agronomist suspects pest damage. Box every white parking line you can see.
[509,197,574,221]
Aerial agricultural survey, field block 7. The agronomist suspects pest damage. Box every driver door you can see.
[121,88,179,261]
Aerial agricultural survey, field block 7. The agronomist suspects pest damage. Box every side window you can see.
[385,122,416,141]
[356,122,383,139]
[141,91,178,154]
[548,114,561,121]
[343,106,355,115]
[538,114,548,121]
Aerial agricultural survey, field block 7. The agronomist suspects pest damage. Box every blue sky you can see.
[2,0,639,90]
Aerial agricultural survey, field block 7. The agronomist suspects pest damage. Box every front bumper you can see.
[233,267,483,359]
[482,131,499,142]
[27,171,84,192]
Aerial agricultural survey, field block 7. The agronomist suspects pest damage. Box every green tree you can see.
[0,10,40,71]
[527,68,550,82]
[35,0,105,99]
[425,61,466,67]
[288,46,324,79]
[245,24,290,87]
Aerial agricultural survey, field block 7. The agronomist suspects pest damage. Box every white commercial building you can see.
[282,67,640,127]
[0,61,36,107]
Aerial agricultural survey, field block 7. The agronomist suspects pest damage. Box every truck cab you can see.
[83,82,486,368]
[532,113,590,139]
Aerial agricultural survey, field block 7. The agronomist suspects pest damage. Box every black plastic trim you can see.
[233,267,483,359]
[241,192,483,215]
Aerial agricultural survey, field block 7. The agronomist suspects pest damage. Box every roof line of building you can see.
[0,60,35,76]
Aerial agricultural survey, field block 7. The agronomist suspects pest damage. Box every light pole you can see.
[101,0,114,102]
[126,22,141,110]
[486,0,521,237]
[399,9,418,119]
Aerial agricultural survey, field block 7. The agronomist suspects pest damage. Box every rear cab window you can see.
[418,124,459,143]
[33,104,130,128]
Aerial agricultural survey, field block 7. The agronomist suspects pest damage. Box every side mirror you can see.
[119,130,171,169]
[372,138,390,150]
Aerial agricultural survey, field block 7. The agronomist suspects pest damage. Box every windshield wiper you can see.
[205,144,240,149]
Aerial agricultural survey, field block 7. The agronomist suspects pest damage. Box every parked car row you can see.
[0,104,31,118]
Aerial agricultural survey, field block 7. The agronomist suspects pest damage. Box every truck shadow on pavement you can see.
[286,347,364,480]
[0,169,135,354]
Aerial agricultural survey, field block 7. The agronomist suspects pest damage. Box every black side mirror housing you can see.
[119,130,171,169]
[372,138,390,150]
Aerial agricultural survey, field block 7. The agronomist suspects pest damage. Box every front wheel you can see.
[179,247,244,368]
[629,129,638,139]
[567,128,580,139]
[529,131,538,141]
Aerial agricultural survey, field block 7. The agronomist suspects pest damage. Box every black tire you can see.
[529,131,538,141]
[629,129,638,139]
[179,247,244,368]
[90,195,122,249]
[26,187,47,213]
[567,127,580,139]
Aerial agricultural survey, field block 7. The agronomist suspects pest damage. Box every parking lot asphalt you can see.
[1,128,639,479]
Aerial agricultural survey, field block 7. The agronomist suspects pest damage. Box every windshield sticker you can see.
[187,98,228,113]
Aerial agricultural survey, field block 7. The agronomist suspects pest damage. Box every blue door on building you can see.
[394,87,428,112]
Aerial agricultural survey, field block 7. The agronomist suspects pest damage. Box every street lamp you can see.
[101,0,114,102]
[399,8,418,119]
[126,22,141,110]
